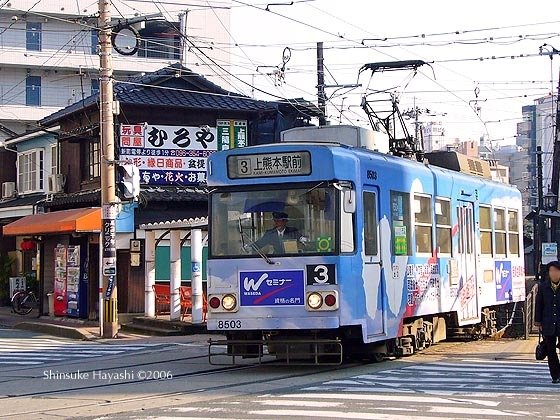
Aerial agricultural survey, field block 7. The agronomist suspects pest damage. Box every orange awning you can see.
[3,207,101,236]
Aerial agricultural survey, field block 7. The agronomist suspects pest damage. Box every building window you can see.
[26,22,42,51]
[494,208,507,255]
[87,141,100,179]
[480,205,492,255]
[50,143,59,175]
[26,76,41,106]
[391,191,411,255]
[414,194,433,254]
[18,149,44,193]
[91,29,99,55]
[91,79,99,95]
[435,198,452,255]
[363,191,378,256]
[508,210,520,256]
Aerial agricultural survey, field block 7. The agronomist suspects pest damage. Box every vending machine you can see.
[54,245,67,316]
[54,244,88,318]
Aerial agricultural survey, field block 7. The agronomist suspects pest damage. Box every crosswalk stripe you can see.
[0,338,168,367]
[273,392,501,407]
[249,408,488,420]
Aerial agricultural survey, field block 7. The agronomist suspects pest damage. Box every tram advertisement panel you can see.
[240,270,304,306]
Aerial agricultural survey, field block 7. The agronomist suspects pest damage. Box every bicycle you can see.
[11,289,39,315]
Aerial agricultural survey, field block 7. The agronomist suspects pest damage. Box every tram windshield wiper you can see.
[238,217,276,265]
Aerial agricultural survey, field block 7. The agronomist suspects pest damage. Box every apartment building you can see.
[0,0,232,141]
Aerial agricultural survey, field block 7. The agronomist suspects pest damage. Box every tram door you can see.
[363,188,385,336]
[456,201,480,324]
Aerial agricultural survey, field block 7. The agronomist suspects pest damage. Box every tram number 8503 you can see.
[217,320,242,329]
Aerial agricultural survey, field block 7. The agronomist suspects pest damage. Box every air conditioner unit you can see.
[1,182,16,199]
[47,174,65,194]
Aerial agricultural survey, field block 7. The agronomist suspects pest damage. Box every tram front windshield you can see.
[210,186,339,258]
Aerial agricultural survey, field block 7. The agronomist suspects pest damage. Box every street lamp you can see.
[544,189,558,212]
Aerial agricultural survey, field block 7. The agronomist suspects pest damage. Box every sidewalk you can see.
[0,306,209,341]
[0,307,144,340]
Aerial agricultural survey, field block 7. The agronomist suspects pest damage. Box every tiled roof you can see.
[0,193,46,209]
[40,186,207,209]
[116,86,275,113]
[141,186,207,202]
[40,64,277,126]
[139,216,208,230]
[41,189,100,209]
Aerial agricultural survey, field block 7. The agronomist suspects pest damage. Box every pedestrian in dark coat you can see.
[534,260,560,383]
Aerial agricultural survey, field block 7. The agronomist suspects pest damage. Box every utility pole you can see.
[550,75,560,236]
[178,10,189,67]
[317,42,326,126]
[99,0,118,338]
[535,146,544,282]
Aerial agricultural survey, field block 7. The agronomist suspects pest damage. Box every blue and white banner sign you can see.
[119,124,217,186]
[240,270,304,306]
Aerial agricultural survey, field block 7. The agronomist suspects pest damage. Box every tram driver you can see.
[253,212,308,253]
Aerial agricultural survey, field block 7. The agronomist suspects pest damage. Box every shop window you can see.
[391,191,411,256]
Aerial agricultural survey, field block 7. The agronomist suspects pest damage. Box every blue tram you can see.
[206,126,525,361]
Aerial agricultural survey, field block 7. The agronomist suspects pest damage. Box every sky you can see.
[220,0,560,147]
[21,0,557,147]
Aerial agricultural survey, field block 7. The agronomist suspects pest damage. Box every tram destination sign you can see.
[228,151,311,179]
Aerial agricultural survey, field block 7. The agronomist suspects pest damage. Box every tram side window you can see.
[508,209,520,256]
[414,194,433,254]
[435,198,452,255]
[391,191,411,256]
[479,205,492,255]
[363,191,378,255]
[494,208,507,255]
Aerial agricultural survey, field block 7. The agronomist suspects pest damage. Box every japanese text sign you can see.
[239,270,305,306]
[119,124,217,186]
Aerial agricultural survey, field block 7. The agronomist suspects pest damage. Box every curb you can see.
[13,322,97,341]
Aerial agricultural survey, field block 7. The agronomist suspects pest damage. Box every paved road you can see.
[0,328,170,367]
[0,331,557,420]
[141,357,560,419]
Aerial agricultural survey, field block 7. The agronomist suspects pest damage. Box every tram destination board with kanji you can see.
[227,151,311,179]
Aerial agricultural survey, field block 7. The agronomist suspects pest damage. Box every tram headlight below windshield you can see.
[307,292,323,310]
[222,294,237,311]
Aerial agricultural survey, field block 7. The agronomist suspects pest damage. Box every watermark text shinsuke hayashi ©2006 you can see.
[43,369,173,383]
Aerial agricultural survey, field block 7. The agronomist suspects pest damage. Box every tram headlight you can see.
[307,292,323,310]
[222,294,237,311]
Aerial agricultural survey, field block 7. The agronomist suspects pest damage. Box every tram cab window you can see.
[414,194,433,254]
[435,198,452,255]
[479,205,493,255]
[210,186,339,257]
[508,210,520,256]
[494,208,507,255]
[390,191,411,256]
